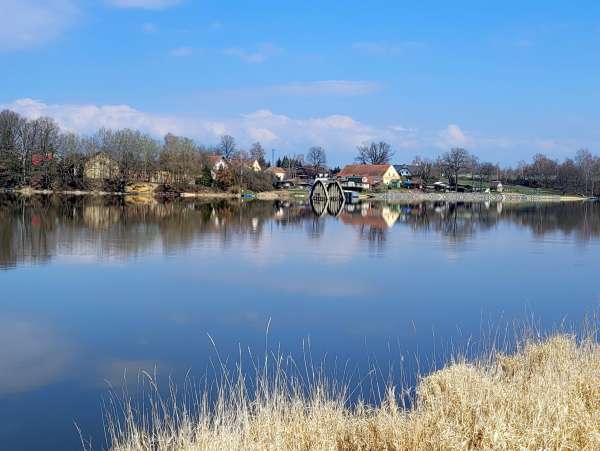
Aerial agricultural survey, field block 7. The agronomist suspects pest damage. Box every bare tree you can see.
[412,156,435,184]
[440,147,470,191]
[531,153,558,187]
[249,142,267,166]
[355,141,394,165]
[306,146,327,172]
[480,162,497,183]
[575,148,594,196]
[219,135,237,160]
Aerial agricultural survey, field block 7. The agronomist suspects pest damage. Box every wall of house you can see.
[382,166,401,185]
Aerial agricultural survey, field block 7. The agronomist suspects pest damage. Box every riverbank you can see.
[0,186,309,200]
[375,190,586,202]
[106,333,600,451]
[1,186,587,203]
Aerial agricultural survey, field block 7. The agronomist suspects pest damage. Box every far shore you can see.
[0,186,589,203]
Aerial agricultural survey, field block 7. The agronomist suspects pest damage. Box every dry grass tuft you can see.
[105,334,600,450]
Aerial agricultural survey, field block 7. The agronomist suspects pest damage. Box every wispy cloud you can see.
[352,41,422,56]
[265,80,380,97]
[142,22,157,33]
[223,43,282,63]
[169,46,195,57]
[0,0,79,52]
[211,80,380,98]
[105,0,184,10]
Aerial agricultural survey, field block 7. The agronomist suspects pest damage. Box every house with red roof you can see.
[337,164,400,187]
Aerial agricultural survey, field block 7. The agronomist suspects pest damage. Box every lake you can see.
[1,194,599,450]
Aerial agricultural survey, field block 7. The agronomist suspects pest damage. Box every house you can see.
[230,158,262,174]
[84,153,119,180]
[206,155,228,178]
[248,159,262,172]
[337,164,400,187]
[31,153,53,167]
[393,164,422,179]
[267,167,287,182]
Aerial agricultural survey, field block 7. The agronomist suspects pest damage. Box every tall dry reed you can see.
[102,332,600,450]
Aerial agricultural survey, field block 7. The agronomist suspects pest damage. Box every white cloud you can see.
[105,0,183,9]
[0,316,71,394]
[2,98,518,163]
[223,43,282,63]
[4,98,226,138]
[439,124,469,147]
[0,0,79,52]
[170,46,194,57]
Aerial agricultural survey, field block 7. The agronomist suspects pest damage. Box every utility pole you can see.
[271,149,275,167]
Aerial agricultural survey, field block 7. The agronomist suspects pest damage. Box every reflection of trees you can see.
[1,195,600,269]
[0,196,285,269]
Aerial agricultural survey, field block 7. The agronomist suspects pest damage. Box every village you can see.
[67,148,507,197]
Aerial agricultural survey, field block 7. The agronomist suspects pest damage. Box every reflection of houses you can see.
[490,180,504,192]
[337,164,400,188]
[84,153,119,180]
[339,204,399,229]
[150,170,173,184]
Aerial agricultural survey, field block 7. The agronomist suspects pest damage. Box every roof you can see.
[338,164,392,177]
[206,155,225,166]
[268,167,286,174]
[207,155,223,163]
[394,164,421,174]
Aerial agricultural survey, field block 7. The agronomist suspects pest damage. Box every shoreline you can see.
[1,187,588,203]
[374,190,587,202]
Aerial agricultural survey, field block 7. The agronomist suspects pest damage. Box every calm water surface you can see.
[1,194,599,450]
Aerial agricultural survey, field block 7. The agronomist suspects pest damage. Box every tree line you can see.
[352,141,600,196]
[0,109,279,192]
[2,108,599,196]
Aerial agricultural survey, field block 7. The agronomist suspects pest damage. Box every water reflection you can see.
[1,195,600,269]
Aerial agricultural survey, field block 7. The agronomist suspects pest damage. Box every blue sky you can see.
[1,0,600,165]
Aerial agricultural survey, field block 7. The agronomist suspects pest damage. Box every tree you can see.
[440,148,470,191]
[160,133,201,185]
[412,156,436,184]
[355,141,393,164]
[0,110,22,187]
[249,142,267,167]
[198,165,213,187]
[219,135,236,160]
[306,146,327,171]
[531,153,558,188]
[575,148,594,196]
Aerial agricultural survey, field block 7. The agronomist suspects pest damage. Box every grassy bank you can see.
[105,333,600,450]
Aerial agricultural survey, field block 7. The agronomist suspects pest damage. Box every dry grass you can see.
[104,334,600,451]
